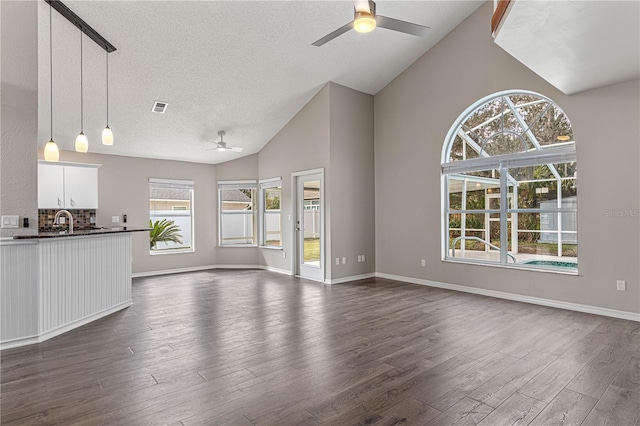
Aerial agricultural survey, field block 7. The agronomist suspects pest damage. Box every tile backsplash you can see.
[39,209,96,232]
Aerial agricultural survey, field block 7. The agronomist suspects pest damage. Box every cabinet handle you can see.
[58,198,62,207]
[70,198,75,207]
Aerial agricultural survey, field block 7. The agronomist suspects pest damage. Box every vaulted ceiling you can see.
[37,1,483,164]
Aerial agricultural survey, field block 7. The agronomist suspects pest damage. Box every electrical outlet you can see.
[362,254,365,262]
[282,251,286,259]
[111,216,119,224]
[421,259,426,267]
[616,280,626,291]
[342,257,346,264]
[335,258,340,265]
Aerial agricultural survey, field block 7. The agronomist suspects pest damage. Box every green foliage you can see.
[265,189,281,210]
[149,219,183,250]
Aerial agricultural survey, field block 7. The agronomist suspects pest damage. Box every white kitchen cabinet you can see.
[38,164,65,208]
[38,162,99,209]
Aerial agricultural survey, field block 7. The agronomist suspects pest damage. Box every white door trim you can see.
[291,168,325,282]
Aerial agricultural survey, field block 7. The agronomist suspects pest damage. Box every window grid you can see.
[259,178,282,248]
[218,181,257,247]
[442,90,578,273]
[149,178,194,254]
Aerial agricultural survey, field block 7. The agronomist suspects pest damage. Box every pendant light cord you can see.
[50,6,53,140]
[80,31,83,133]
[106,51,109,126]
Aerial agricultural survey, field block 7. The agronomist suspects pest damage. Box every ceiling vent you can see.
[151,101,168,114]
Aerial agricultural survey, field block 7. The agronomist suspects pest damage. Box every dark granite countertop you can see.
[13,227,150,239]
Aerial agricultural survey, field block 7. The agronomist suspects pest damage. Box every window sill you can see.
[442,257,578,275]
[219,244,258,248]
[259,245,283,250]
[150,248,194,256]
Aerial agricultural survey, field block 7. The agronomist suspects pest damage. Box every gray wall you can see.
[374,2,640,313]
[258,84,331,275]
[1,1,39,237]
[329,83,375,279]
[256,82,376,280]
[37,149,217,274]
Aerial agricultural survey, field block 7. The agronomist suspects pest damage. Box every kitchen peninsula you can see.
[0,227,148,350]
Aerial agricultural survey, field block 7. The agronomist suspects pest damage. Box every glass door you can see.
[295,171,324,282]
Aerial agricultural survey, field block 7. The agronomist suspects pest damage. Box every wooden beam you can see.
[491,0,512,35]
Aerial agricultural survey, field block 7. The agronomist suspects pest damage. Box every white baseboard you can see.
[38,301,133,343]
[376,272,640,322]
[130,266,638,322]
[133,264,291,279]
[325,273,376,285]
[215,264,262,269]
[0,335,39,351]
[259,265,292,275]
[0,301,133,351]
[132,265,217,278]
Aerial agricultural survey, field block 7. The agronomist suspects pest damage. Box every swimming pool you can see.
[523,260,577,268]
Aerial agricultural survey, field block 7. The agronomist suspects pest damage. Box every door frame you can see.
[291,168,325,282]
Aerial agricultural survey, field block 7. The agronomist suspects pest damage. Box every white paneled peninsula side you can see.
[1,228,147,350]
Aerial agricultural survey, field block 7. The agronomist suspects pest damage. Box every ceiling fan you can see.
[208,131,243,152]
[312,0,430,47]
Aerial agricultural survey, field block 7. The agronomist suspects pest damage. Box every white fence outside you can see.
[303,210,320,238]
[220,213,254,245]
[150,210,192,250]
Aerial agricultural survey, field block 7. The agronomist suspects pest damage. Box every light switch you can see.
[1,215,19,229]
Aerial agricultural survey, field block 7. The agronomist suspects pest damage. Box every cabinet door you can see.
[64,166,98,209]
[38,164,64,209]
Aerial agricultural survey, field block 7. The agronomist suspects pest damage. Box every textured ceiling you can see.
[37,1,482,164]
[493,1,640,95]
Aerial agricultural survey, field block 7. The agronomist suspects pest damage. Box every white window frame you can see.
[441,90,578,274]
[149,178,195,255]
[259,177,283,249]
[218,180,257,247]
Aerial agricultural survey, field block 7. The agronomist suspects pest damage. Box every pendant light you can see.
[75,30,88,153]
[44,5,59,162]
[101,51,113,145]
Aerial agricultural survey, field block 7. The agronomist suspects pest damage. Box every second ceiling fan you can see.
[312,0,430,47]
[208,131,243,152]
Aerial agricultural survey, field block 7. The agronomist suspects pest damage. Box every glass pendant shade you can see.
[44,139,60,162]
[102,126,113,145]
[354,13,376,33]
[75,132,88,153]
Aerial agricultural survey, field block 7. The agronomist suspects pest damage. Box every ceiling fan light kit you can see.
[312,0,430,47]
[210,131,243,153]
[354,1,376,33]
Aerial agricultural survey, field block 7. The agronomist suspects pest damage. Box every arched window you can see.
[441,90,577,273]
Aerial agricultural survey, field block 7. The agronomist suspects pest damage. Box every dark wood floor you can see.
[1,270,639,425]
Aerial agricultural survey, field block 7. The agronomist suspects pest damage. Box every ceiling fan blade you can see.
[311,21,353,46]
[376,15,430,37]
[228,146,243,152]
